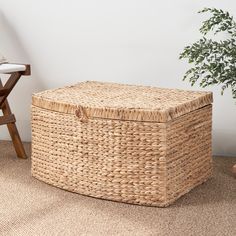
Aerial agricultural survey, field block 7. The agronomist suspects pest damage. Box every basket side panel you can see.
[165,105,212,204]
[31,105,167,206]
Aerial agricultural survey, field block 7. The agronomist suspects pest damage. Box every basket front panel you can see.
[31,105,167,206]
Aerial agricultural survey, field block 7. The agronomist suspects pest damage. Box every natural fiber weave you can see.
[31,81,213,207]
[32,81,213,122]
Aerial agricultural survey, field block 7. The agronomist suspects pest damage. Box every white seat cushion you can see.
[0,63,26,74]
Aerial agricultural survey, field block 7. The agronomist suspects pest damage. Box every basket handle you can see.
[75,106,88,122]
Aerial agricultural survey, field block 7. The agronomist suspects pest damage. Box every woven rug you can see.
[0,141,235,236]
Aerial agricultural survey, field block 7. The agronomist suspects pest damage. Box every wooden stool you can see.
[0,63,31,159]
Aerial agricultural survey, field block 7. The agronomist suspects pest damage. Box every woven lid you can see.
[32,81,213,123]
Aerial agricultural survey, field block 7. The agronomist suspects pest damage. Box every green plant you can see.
[179,8,236,99]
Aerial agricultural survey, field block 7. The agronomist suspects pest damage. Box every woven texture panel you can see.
[31,102,212,207]
[32,81,213,122]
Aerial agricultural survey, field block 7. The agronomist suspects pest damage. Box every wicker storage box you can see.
[31,81,213,207]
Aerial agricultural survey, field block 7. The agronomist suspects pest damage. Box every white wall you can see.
[0,0,235,156]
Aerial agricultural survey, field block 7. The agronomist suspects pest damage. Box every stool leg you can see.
[1,101,27,159]
[0,79,27,159]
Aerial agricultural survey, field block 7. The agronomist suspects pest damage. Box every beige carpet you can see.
[0,141,235,236]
